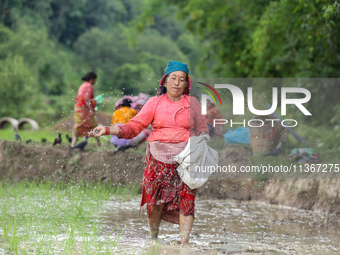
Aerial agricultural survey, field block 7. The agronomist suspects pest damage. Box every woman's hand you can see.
[88,125,120,138]
[88,126,106,137]
[74,123,83,129]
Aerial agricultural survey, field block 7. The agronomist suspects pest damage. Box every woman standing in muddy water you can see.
[89,61,208,244]
[72,72,101,147]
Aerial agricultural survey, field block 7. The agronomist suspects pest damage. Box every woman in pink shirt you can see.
[72,72,101,147]
[90,61,208,244]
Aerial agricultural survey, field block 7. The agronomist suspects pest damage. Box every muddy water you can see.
[101,198,340,254]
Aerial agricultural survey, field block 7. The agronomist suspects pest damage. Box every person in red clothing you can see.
[72,72,101,147]
[89,61,208,244]
[205,95,224,137]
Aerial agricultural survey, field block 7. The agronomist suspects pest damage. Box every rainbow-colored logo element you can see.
[197,82,222,106]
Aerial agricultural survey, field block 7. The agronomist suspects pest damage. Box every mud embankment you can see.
[0,140,143,184]
[261,178,340,213]
[1,140,339,213]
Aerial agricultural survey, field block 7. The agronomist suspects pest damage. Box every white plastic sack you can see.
[173,134,219,189]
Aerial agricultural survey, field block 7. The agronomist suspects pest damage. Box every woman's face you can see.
[89,78,97,85]
[164,71,187,100]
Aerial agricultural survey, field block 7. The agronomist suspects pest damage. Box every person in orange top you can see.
[111,98,151,150]
[112,98,138,126]
[72,72,101,147]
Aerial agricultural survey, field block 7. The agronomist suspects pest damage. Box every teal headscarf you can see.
[164,61,189,75]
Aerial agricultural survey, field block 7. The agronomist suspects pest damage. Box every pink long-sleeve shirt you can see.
[118,94,208,143]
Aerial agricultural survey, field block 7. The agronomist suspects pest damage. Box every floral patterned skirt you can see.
[141,154,196,224]
[74,106,98,137]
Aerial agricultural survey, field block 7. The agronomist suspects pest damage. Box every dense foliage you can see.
[0,0,201,120]
[134,0,340,126]
[0,0,339,129]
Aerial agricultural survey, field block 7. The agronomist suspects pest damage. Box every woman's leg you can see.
[179,214,194,243]
[71,135,78,147]
[148,203,165,239]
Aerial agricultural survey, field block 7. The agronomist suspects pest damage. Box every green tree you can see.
[134,0,340,126]
[0,56,39,118]
[74,26,188,91]
[250,0,340,78]
[323,0,340,19]
[135,52,168,76]
[176,34,203,75]
[135,29,189,66]
[1,0,130,46]
[135,0,340,78]
[248,1,340,125]
[50,0,127,46]
[111,63,156,95]
[0,0,202,124]
[0,24,75,95]
[73,26,135,91]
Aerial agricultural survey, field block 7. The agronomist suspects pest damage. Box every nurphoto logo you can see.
[199,83,312,128]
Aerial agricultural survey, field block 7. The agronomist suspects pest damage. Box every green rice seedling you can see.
[115,183,122,200]
[0,180,140,254]
[95,225,120,254]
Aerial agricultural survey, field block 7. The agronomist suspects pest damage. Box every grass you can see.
[0,127,111,148]
[0,127,62,144]
[0,180,142,254]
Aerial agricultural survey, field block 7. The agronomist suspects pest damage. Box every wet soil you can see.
[103,198,340,254]
[1,140,340,215]
[2,139,340,254]
[0,139,143,185]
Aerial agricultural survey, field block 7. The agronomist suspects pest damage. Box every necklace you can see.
[167,93,182,102]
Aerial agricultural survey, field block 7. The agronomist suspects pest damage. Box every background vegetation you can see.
[0,0,203,123]
[0,0,339,156]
